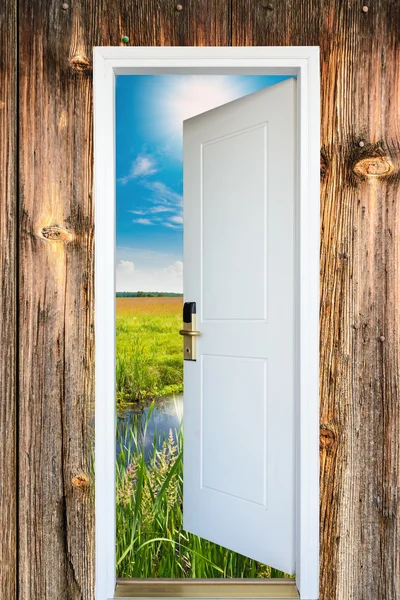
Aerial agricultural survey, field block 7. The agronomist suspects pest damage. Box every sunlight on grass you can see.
[116,297,182,403]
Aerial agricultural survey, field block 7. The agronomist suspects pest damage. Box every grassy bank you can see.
[116,297,183,403]
[115,296,289,578]
[116,405,288,579]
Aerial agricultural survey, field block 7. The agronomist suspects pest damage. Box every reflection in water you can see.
[117,395,183,461]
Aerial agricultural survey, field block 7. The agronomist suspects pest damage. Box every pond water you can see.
[116,395,183,461]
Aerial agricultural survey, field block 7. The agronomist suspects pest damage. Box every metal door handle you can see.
[180,302,199,360]
[179,329,200,337]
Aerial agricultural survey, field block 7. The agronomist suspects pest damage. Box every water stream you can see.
[117,395,183,461]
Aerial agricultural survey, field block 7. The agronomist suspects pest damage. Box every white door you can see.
[183,78,297,575]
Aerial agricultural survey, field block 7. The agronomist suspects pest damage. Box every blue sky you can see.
[116,74,292,292]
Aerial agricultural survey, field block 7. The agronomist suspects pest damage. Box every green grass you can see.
[116,298,183,403]
[116,403,289,579]
[115,297,291,578]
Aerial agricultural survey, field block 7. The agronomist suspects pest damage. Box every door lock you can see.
[179,302,200,360]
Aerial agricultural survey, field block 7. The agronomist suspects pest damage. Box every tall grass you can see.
[116,402,288,579]
[116,297,291,578]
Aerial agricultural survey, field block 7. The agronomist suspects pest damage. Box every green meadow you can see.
[116,297,183,404]
[116,296,290,578]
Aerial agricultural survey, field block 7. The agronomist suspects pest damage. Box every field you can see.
[116,296,288,578]
[116,297,183,404]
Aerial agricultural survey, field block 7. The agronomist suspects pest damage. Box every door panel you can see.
[183,78,297,574]
[201,355,267,506]
[202,123,267,321]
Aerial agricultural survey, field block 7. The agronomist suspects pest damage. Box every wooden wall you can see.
[0,0,17,597]
[1,1,399,598]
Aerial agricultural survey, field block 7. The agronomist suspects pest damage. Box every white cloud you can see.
[117,245,180,267]
[162,260,183,280]
[160,77,248,143]
[134,218,153,225]
[126,178,182,224]
[129,205,175,218]
[144,180,182,208]
[164,222,180,230]
[169,215,183,224]
[149,205,173,214]
[116,260,135,290]
[133,155,158,177]
[118,259,135,272]
[116,259,183,293]
[119,152,158,184]
[161,214,183,229]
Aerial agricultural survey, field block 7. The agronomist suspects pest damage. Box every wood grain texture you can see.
[17,1,230,599]
[0,0,17,598]
[13,0,400,599]
[118,0,231,47]
[233,1,400,599]
[18,1,96,598]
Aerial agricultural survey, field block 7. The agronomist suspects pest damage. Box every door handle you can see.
[179,302,200,360]
[179,329,200,337]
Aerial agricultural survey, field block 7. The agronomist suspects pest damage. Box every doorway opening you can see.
[115,73,295,582]
[94,46,320,600]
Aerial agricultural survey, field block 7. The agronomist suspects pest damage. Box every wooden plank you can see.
[115,579,299,599]
[0,0,17,598]
[119,0,231,46]
[18,1,96,598]
[233,1,400,599]
[17,2,230,599]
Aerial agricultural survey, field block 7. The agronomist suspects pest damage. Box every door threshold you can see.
[114,578,299,598]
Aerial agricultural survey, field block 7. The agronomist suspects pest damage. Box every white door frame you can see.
[93,46,320,600]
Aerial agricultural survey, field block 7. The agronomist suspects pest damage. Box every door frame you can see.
[93,46,320,600]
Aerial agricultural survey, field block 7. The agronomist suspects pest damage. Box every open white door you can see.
[183,78,297,575]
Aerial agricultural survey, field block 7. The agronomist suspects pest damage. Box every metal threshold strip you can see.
[114,579,299,599]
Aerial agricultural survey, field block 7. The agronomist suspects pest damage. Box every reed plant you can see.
[116,402,288,579]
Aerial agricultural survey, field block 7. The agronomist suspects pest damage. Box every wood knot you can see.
[320,152,328,180]
[353,155,393,178]
[72,472,90,488]
[0,101,5,110]
[320,426,336,451]
[70,55,92,73]
[41,225,73,242]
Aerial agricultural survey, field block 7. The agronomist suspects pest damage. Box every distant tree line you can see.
[116,291,183,298]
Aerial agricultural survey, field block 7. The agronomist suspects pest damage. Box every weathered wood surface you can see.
[6,0,400,599]
[18,1,96,598]
[233,1,400,598]
[17,2,230,600]
[0,0,17,599]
